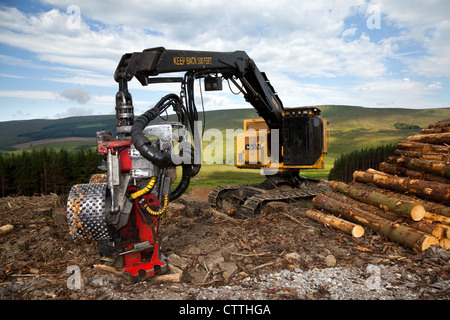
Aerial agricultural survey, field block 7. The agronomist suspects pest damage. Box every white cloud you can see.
[342,27,358,38]
[54,106,93,118]
[349,78,444,108]
[0,73,27,79]
[269,73,444,109]
[0,90,57,100]
[43,75,114,88]
[0,0,449,123]
[0,1,384,79]
[58,86,92,104]
[369,0,450,77]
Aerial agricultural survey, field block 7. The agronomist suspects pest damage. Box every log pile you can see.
[310,120,450,252]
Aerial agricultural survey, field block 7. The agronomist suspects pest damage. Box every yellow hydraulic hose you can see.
[129,177,157,200]
[142,194,169,216]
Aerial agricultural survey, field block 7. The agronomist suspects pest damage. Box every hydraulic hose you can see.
[169,164,192,201]
[130,94,179,167]
[129,177,156,200]
[130,94,193,201]
[142,194,169,216]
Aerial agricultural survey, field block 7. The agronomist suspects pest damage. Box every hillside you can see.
[0,115,116,151]
[319,105,450,156]
[1,106,449,159]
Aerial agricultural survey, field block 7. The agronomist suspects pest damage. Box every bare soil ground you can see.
[0,189,449,301]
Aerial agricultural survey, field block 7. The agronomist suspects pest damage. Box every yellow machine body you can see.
[235,107,327,173]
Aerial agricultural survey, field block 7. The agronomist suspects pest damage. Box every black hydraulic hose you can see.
[184,74,201,177]
[130,93,193,201]
[191,163,201,177]
[169,163,192,201]
[130,94,178,167]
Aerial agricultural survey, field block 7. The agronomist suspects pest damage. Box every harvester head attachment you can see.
[67,183,109,241]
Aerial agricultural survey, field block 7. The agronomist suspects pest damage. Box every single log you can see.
[0,224,14,236]
[379,162,450,184]
[421,128,450,134]
[430,221,450,238]
[387,155,450,178]
[329,180,426,221]
[393,149,450,162]
[424,211,450,225]
[397,141,449,153]
[305,209,365,238]
[406,132,450,145]
[349,182,450,218]
[408,220,445,239]
[312,194,439,251]
[353,169,450,204]
[93,264,123,274]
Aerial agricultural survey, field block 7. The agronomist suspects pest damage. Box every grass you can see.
[178,159,333,192]
[178,165,264,191]
[327,127,418,156]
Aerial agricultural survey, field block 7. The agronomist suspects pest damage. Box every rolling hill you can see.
[0,105,449,162]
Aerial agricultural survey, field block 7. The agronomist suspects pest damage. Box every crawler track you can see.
[208,179,330,217]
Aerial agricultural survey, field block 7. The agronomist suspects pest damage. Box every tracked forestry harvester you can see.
[66,47,328,280]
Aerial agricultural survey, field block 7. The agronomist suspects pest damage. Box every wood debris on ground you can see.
[310,120,450,252]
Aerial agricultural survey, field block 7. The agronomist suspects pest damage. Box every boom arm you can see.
[114,47,284,131]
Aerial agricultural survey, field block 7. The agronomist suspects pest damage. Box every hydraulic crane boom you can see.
[114,47,283,131]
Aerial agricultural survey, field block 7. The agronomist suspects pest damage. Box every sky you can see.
[0,0,449,122]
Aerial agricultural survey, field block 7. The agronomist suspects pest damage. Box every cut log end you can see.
[420,236,440,251]
[351,225,365,238]
[411,205,426,221]
[439,238,450,250]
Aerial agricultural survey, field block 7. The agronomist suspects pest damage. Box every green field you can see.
[179,164,330,192]
[185,165,265,189]
[182,155,336,191]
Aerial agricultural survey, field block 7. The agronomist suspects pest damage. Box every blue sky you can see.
[0,0,449,122]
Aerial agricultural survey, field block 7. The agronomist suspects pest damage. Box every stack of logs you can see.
[308,120,450,252]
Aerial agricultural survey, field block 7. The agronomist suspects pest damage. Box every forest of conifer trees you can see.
[0,148,102,197]
[328,144,398,183]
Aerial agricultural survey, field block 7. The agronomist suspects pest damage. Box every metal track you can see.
[208,181,330,217]
[208,184,241,210]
